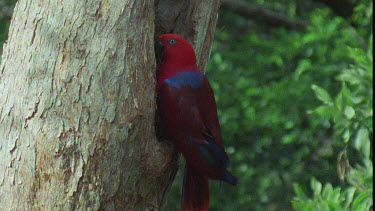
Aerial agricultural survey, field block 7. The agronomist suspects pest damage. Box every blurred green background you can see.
[0,0,372,210]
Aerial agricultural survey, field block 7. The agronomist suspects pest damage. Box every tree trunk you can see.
[0,0,219,210]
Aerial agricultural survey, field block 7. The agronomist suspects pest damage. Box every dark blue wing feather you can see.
[192,136,229,169]
[204,135,230,167]
[164,71,204,89]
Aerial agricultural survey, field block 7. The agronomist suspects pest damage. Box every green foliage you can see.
[293,178,361,211]
[195,2,372,211]
[170,0,372,210]
[352,0,373,37]
[293,176,372,211]
[293,33,373,211]
[164,1,373,210]
[309,43,373,146]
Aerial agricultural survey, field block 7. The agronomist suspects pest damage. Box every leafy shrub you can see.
[293,35,373,211]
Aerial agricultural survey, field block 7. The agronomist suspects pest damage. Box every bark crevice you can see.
[0,0,219,210]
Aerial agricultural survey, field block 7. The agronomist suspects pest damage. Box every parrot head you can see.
[156,34,198,70]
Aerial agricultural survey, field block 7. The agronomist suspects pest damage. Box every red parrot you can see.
[156,33,237,211]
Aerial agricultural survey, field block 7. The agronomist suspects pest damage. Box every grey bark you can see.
[0,0,219,210]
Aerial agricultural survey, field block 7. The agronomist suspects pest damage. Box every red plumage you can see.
[156,34,237,211]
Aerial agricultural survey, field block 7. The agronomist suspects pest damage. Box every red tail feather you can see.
[181,166,209,211]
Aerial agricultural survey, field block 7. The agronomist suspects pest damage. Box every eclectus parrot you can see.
[156,33,237,211]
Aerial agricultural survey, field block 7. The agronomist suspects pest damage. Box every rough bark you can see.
[0,0,219,210]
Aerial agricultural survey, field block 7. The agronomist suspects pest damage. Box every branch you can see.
[313,0,356,18]
[220,0,307,31]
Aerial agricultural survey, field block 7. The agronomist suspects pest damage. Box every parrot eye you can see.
[168,39,176,45]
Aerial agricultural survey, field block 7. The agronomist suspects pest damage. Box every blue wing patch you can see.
[192,136,229,168]
[165,71,204,89]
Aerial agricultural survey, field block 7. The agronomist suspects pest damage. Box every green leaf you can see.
[322,183,333,200]
[295,59,312,79]
[282,132,298,144]
[347,46,370,69]
[343,129,351,143]
[339,82,352,106]
[330,187,341,202]
[335,88,344,112]
[311,177,322,197]
[363,107,373,118]
[325,200,343,211]
[307,105,335,118]
[342,187,356,209]
[349,95,365,105]
[293,183,308,201]
[352,189,373,211]
[344,106,355,119]
[312,84,333,105]
[292,201,305,211]
[367,35,373,68]
[354,127,370,158]
[315,202,329,211]
[337,69,362,84]
[292,201,315,211]
[270,55,284,67]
